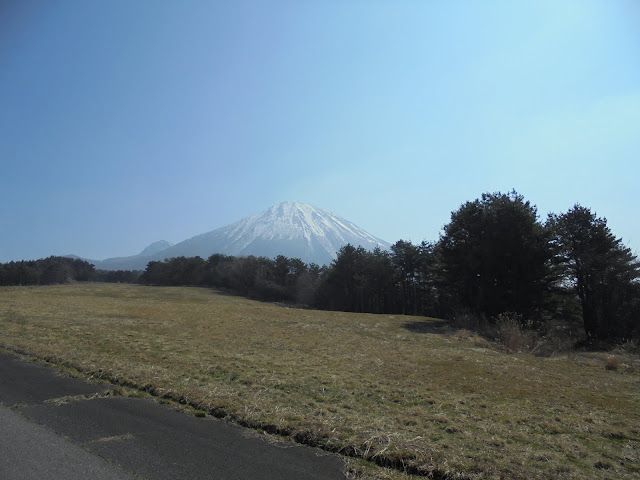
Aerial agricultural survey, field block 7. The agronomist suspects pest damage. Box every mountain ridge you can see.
[75,202,390,270]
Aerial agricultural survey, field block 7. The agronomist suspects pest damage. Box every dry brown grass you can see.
[494,313,538,354]
[1,284,640,479]
[605,355,621,371]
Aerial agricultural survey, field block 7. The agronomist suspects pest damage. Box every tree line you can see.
[0,256,140,285]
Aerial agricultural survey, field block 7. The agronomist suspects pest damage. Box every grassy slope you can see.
[0,284,638,479]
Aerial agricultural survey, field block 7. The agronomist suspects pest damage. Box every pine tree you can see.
[549,205,640,339]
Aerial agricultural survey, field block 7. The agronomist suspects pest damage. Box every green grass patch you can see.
[1,284,639,479]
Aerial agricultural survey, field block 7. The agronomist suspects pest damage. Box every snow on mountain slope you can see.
[156,202,390,266]
[220,202,386,254]
[90,202,390,270]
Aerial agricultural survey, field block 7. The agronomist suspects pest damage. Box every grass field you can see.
[1,284,639,479]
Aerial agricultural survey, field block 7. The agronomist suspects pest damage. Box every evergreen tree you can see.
[437,191,553,318]
[549,205,640,339]
[391,240,421,315]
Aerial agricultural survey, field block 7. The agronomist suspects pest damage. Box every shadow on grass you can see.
[402,319,454,335]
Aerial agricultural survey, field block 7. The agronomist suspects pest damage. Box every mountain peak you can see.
[215,202,389,264]
[265,201,320,216]
[87,203,390,270]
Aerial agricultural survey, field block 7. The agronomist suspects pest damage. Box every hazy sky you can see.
[1,0,639,261]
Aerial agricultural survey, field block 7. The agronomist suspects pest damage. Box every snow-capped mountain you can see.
[88,202,390,270]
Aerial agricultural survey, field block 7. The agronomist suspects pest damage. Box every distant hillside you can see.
[138,240,174,257]
[69,240,175,271]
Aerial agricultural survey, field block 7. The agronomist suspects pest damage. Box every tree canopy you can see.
[437,191,553,318]
[550,205,640,339]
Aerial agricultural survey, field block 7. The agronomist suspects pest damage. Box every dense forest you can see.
[3,191,639,341]
[0,256,140,286]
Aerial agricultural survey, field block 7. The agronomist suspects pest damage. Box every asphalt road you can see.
[0,352,347,480]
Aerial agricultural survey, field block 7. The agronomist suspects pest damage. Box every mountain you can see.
[86,202,390,270]
[138,240,174,257]
[68,240,175,271]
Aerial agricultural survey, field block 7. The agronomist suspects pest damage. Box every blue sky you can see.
[1,0,639,261]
